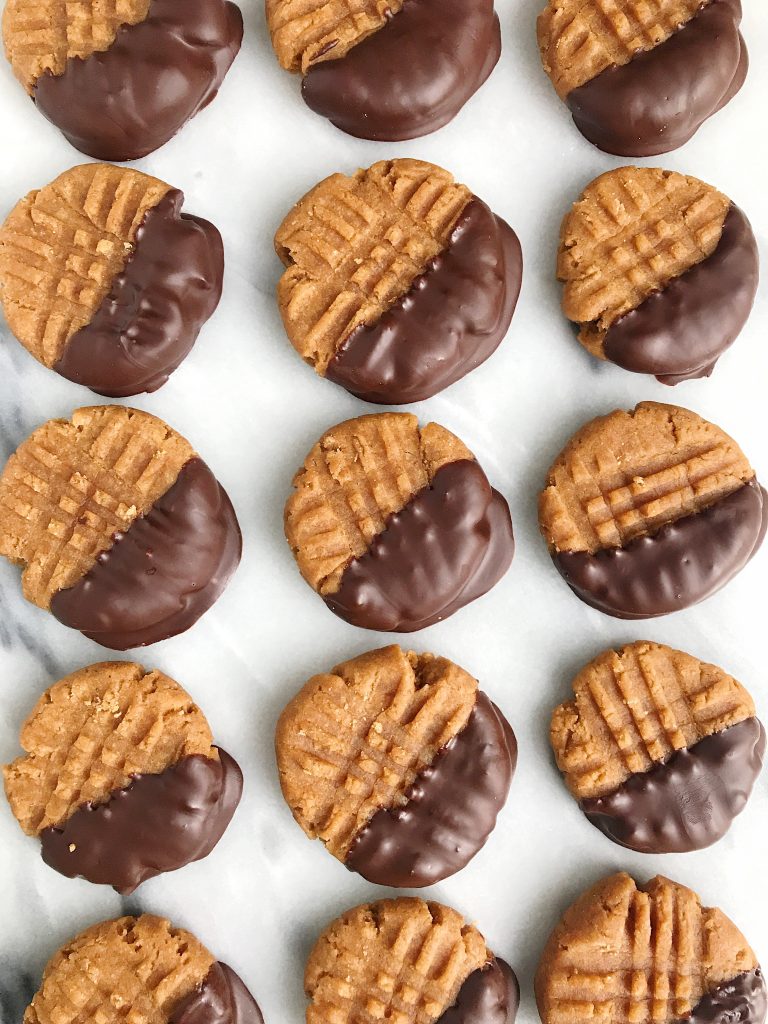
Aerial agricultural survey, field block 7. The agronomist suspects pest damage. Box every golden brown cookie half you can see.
[538,402,766,618]
[558,168,758,384]
[276,645,516,886]
[275,159,521,405]
[0,405,241,649]
[4,662,243,893]
[550,641,765,853]
[284,413,514,631]
[306,898,519,1024]
[537,0,746,155]
[535,873,766,1024]
[25,914,263,1024]
[2,0,242,160]
[266,0,500,141]
[0,163,224,397]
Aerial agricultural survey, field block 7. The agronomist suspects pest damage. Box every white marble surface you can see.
[1,2,767,1021]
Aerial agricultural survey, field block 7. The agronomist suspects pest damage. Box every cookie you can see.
[550,642,765,853]
[275,159,522,405]
[284,413,514,631]
[25,914,263,1024]
[558,168,758,384]
[0,163,224,397]
[0,405,241,649]
[266,0,500,141]
[538,402,766,618]
[306,898,518,1024]
[2,0,243,161]
[535,873,766,1024]
[537,0,746,155]
[276,645,516,887]
[4,661,242,892]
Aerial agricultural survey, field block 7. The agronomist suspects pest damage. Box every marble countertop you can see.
[0,2,767,1021]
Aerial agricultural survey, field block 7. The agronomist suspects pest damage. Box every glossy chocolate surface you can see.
[684,969,767,1024]
[603,205,759,384]
[346,693,516,887]
[41,749,242,894]
[301,0,500,140]
[55,190,224,397]
[324,459,514,632]
[440,959,520,1024]
[170,962,264,1024]
[34,0,243,160]
[566,0,746,156]
[554,479,766,619]
[50,458,242,649]
[326,198,522,404]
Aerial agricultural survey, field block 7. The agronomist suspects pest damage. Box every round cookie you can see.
[266,0,500,140]
[550,642,765,853]
[535,873,766,1024]
[276,645,516,887]
[284,413,514,631]
[275,159,522,405]
[0,163,225,397]
[25,914,264,1024]
[306,898,518,1024]
[2,0,243,161]
[4,662,242,892]
[558,168,758,385]
[0,405,241,649]
[538,402,766,618]
[537,0,747,155]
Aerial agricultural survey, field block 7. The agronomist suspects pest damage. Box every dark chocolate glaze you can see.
[40,749,242,894]
[324,459,514,632]
[170,962,264,1024]
[602,205,759,384]
[581,718,765,854]
[325,198,522,405]
[684,969,767,1024]
[55,190,224,398]
[566,0,746,157]
[554,479,766,619]
[33,0,243,161]
[439,959,520,1024]
[345,692,516,887]
[301,0,500,141]
[50,457,241,649]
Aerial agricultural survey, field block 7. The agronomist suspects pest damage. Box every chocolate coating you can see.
[602,205,759,384]
[581,718,765,853]
[50,458,242,649]
[40,749,242,894]
[324,459,514,632]
[566,0,746,157]
[326,198,522,405]
[440,959,520,1024]
[345,693,516,887]
[55,190,224,397]
[33,0,243,161]
[685,969,767,1024]
[554,479,766,619]
[301,0,500,141]
[170,962,264,1024]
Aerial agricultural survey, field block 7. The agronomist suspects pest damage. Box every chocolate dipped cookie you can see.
[551,642,765,853]
[2,0,243,160]
[0,164,224,397]
[284,413,514,631]
[275,159,522,404]
[25,914,264,1024]
[266,0,501,140]
[558,167,758,385]
[537,0,747,155]
[4,662,242,892]
[0,405,241,648]
[306,898,518,1024]
[276,645,516,887]
[538,403,766,618]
